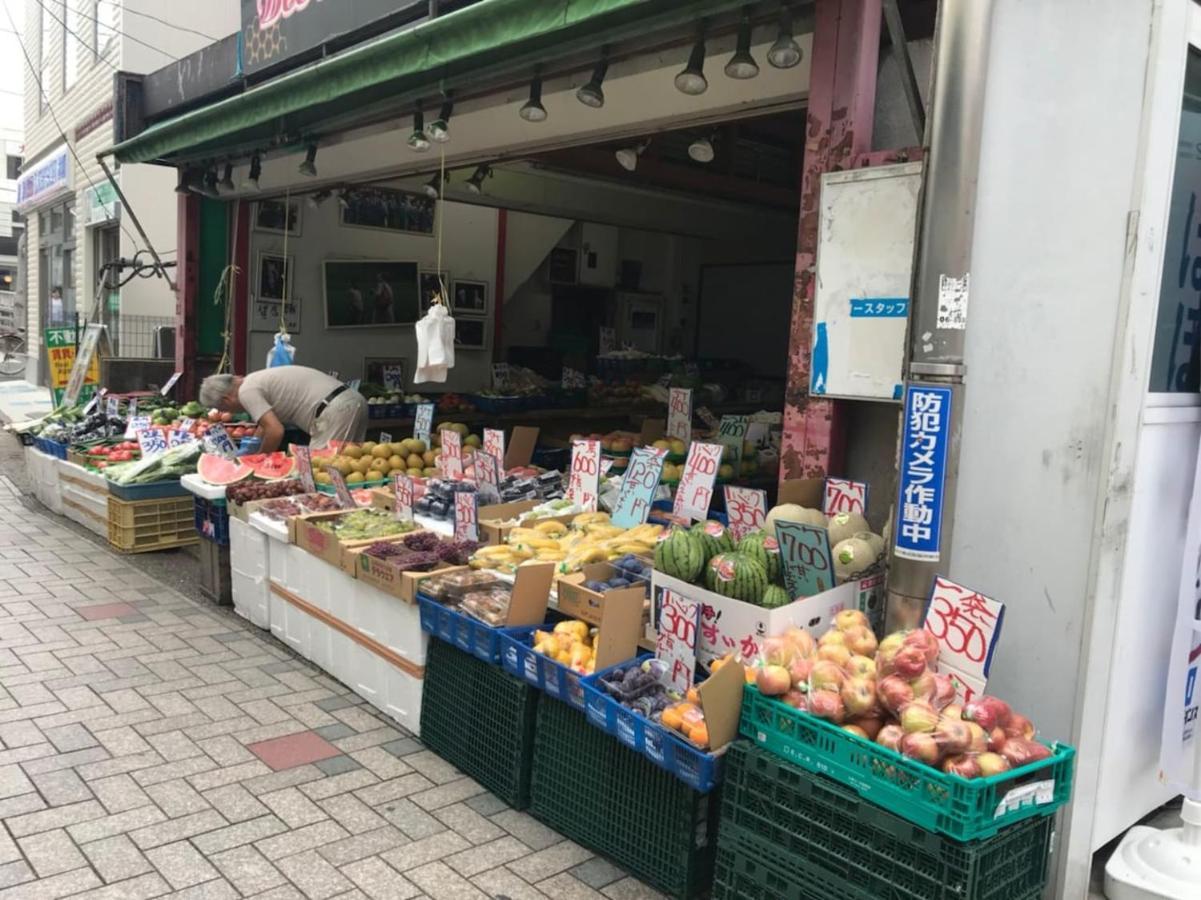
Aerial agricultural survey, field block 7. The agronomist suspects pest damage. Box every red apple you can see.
[756,665,791,697]
[892,645,927,679]
[842,625,878,658]
[988,727,1008,753]
[934,718,972,754]
[808,689,846,723]
[900,731,942,766]
[976,752,1012,777]
[877,674,915,714]
[966,722,988,753]
[846,654,876,678]
[841,677,878,718]
[788,657,814,688]
[842,724,869,740]
[810,660,847,693]
[760,637,796,669]
[964,696,1013,731]
[1000,738,1051,769]
[781,689,809,711]
[850,715,884,741]
[943,754,982,779]
[875,724,904,752]
[900,701,940,734]
[834,609,870,632]
[1004,712,1035,740]
[817,643,852,668]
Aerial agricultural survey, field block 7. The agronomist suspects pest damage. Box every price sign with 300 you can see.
[656,589,701,694]
[483,428,505,468]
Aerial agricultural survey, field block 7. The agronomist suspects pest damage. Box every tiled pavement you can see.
[0,474,663,900]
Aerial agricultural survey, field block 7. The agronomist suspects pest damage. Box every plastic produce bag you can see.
[267,332,295,368]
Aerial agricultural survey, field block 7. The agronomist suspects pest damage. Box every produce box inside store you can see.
[289,509,420,575]
[355,546,467,603]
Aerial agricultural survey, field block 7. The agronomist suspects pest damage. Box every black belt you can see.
[314,385,347,420]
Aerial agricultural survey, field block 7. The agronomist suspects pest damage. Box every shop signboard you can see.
[85,181,118,224]
[672,441,721,522]
[894,384,952,561]
[241,0,413,75]
[611,446,666,528]
[63,324,106,406]
[17,146,69,211]
[921,576,1005,704]
[824,477,868,515]
[44,327,97,407]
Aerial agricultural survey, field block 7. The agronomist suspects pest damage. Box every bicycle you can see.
[0,328,26,377]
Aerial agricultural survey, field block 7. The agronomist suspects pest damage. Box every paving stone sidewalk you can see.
[0,473,662,899]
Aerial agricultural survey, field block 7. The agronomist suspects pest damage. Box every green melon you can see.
[737,530,782,585]
[654,528,705,583]
[704,552,769,604]
[691,520,734,563]
[760,584,791,609]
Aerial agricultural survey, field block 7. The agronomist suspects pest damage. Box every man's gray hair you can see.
[199,374,237,409]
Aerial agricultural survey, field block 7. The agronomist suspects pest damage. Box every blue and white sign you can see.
[894,384,952,562]
[16,147,70,211]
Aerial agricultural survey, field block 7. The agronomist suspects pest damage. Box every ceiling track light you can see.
[615,140,650,173]
[520,67,548,123]
[424,172,447,199]
[427,96,454,143]
[409,104,431,152]
[725,8,760,79]
[688,132,717,164]
[174,168,198,194]
[465,165,493,195]
[675,22,708,95]
[298,143,318,177]
[767,5,803,69]
[218,163,235,192]
[244,153,262,190]
[199,168,221,198]
[577,49,609,109]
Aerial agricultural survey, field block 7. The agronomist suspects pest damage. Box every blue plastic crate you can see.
[34,437,68,459]
[582,658,723,794]
[499,627,588,711]
[416,594,509,664]
[193,496,230,546]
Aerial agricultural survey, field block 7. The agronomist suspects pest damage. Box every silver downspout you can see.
[887,0,996,627]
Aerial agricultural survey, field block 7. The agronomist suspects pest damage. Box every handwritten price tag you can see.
[137,428,167,456]
[483,428,505,469]
[562,367,586,389]
[824,477,868,515]
[124,415,151,440]
[454,492,479,541]
[717,415,749,466]
[294,446,316,492]
[491,363,512,390]
[106,395,120,419]
[440,430,463,477]
[379,431,392,444]
[774,520,835,598]
[666,387,692,444]
[382,365,403,391]
[160,371,183,396]
[599,326,616,355]
[724,486,767,541]
[167,428,193,448]
[656,589,701,694]
[611,446,667,527]
[327,468,357,509]
[413,403,434,445]
[203,424,238,459]
[474,451,500,503]
[127,397,138,418]
[922,576,1005,693]
[672,441,722,522]
[393,474,414,523]
[567,440,601,512]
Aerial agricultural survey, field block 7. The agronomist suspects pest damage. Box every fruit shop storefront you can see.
[93,0,1201,897]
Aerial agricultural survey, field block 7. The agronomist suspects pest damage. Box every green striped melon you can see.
[654,528,705,583]
[737,530,782,585]
[691,520,734,563]
[760,584,791,609]
[704,552,769,604]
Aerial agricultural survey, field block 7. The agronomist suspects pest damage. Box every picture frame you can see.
[451,279,489,317]
[250,297,301,334]
[454,317,487,350]
[322,259,420,328]
[255,252,292,303]
[419,269,449,312]
[340,186,436,236]
[254,198,302,236]
[364,357,407,391]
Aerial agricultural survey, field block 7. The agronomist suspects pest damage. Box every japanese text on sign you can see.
[717,415,748,466]
[894,385,952,562]
[824,478,868,516]
[167,429,193,448]
[724,486,767,541]
[124,416,151,440]
[483,429,505,468]
[611,446,667,527]
[567,440,601,512]
[672,442,722,522]
[392,474,414,524]
[327,468,356,509]
[849,298,909,318]
[64,324,105,406]
[379,432,392,445]
[413,403,434,444]
[203,425,238,459]
[774,520,834,598]
[105,396,120,419]
[474,452,500,504]
[454,491,479,542]
[440,430,463,477]
[137,429,167,456]
[293,446,316,492]
[128,397,138,418]
[666,388,692,444]
[382,365,403,391]
[656,590,701,693]
[922,576,1005,684]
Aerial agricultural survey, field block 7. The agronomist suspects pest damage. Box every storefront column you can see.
[780,0,881,481]
[175,192,200,400]
[232,200,251,374]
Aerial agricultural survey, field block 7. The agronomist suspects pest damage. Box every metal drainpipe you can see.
[886,0,996,628]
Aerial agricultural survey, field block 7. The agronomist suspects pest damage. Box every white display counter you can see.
[25,447,63,515]
[56,460,108,537]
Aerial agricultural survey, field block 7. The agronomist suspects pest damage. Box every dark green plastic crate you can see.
[419,637,539,809]
[714,742,1054,900]
[530,696,719,900]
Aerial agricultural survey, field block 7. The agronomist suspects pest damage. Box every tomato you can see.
[219,412,233,423]
[87,447,107,456]
[95,461,107,469]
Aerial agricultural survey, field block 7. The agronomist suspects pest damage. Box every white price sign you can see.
[379,431,392,444]
[483,428,505,469]
[672,441,723,522]
[567,439,601,512]
[137,428,167,456]
[723,486,767,541]
[717,415,749,466]
[327,468,356,509]
[124,415,151,440]
[454,492,479,541]
[392,474,414,523]
[656,589,701,694]
[294,446,316,492]
[666,388,692,445]
[474,451,500,503]
[922,575,1005,701]
[106,396,120,419]
[160,371,183,396]
[413,403,435,444]
[824,477,868,515]
[440,429,463,477]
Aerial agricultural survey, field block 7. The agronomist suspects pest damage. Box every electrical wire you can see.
[120,6,218,42]
[1,0,146,257]
[31,0,175,68]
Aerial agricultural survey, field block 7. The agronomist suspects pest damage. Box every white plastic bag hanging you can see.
[414,304,455,383]
[267,331,295,368]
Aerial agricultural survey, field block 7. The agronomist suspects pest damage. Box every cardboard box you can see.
[291,511,415,576]
[504,426,539,470]
[355,551,464,604]
[477,501,576,545]
[777,477,824,509]
[695,653,746,752]
[555,563,645,671]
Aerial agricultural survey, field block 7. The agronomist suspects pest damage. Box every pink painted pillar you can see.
[780,0,882,482]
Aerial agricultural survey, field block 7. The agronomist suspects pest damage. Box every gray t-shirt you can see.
[238,366,343,433]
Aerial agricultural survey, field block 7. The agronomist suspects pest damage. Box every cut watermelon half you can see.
[198,453,253,486]
[246,452,296,481]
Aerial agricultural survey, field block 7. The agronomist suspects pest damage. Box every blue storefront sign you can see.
[17,147,69,210]
[894,384,953,561]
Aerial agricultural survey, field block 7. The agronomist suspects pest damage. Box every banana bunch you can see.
[468,515,664,574]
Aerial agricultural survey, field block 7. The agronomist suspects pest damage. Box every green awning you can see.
[111,0,750,165]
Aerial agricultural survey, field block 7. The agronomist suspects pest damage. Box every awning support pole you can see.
[97,153,177,293]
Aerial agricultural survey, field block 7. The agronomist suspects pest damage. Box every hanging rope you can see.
[279,186,291,334]
[434,146,447,305]
[213,200,241,375]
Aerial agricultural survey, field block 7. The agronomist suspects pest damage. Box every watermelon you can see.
[245,452,296,480]
[655,528,705,583]
[737,530,782,584]
[760,584,791,609]
[691,520,734,563]
[703,552,768,604]
[198,453,253,486]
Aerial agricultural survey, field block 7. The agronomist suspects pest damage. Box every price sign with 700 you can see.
[774,521,834,598]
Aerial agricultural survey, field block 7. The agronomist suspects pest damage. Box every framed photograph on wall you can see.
[454,317,487,350]
[340,187,435,236]
[419,269,449,311]
[451,279,488,317]
[364,357,407,391]
[254,199,302,236]
[256,252,292,303]
[322,259,420,328]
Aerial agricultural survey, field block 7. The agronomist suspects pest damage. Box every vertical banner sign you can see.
[327,468,356,509]
[483,428,505,470]
[413,403,435,445]
[894,384,952,561]
[440,429,463,477]
[567,440,601,512]
[666,387,693,445]
[611,446,667,527]
[294,446,316,492]
[454,491,479,541]
[717,415,748,467]
[44,327,99,407]
[922,576,1005,704]
[124,415,151,440]
[137,429,167,456]
[63,323,105,406]
[774,521,835,598]
[474,451,500,504]
[724,486,767,541]
[105,395,120,419]
[672,442,722,522]
[378,432,392,445]
[160,371,183,396]
[392,474,414,524]
[599,326,616,356]
[656,589,701,694]
[824,477,869,515]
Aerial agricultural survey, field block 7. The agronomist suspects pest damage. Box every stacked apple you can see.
[753,615,1052,780]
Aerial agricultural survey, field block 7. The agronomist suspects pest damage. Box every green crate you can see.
[530,696,718,900]
[740,685,1074,841]
[714,742,1053,900]
[419,637,539,809]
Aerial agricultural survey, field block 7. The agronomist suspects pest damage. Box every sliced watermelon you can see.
[198,453,253,486]
[245,452,296,481]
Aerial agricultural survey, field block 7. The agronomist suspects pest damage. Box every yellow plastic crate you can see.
[107,495,198,553]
